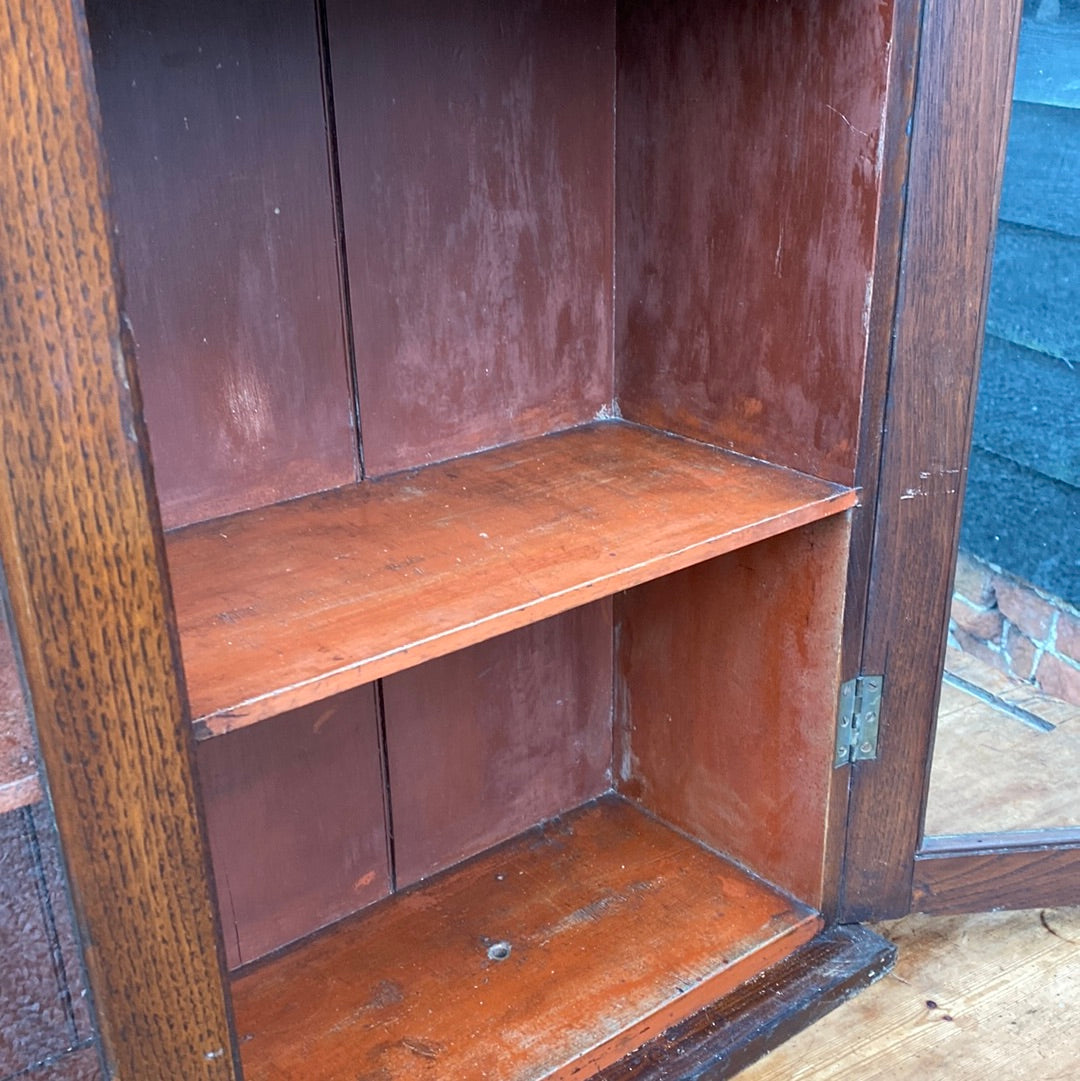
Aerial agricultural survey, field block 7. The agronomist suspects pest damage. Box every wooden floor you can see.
[743,650,1080,1079]
[924,647,1080,834]
[740,905,1080,1080]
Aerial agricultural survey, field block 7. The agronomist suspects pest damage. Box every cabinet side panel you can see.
[615,517,851,907]
[86,0,356,529]
[27,805,96,1046]
[19,1047,103,1081]
[329,0,615,475]
[0,808,94,1077]
[384,602,614,888]
[197,687,390,968]
[615,0,893,486]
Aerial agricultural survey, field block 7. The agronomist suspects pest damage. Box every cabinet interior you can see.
[74,0,894,1076]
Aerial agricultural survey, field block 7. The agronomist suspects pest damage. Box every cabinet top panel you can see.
[167,421,856,735]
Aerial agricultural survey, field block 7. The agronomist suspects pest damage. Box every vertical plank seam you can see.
[22,806,80,1047]
[374,680,397,892]
[314,0,366,479]
[609,2,618,415]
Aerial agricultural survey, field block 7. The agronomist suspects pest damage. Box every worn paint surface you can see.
[197,686,390,969]
[166,423,854,731]
[616,516,851,908]
[616,0,893,485]
[232,797,820,1081]
[87,0,356,528]
[329,0,615,474]
[384,602,613,887]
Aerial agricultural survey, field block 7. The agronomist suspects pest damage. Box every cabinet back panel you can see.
[0,806,95,1077]
[328,0,615,475]
[383,602,613,888]
[615,515,851,907]
[87,0,356,529]
[197,687,390,969]
[615,0,893,486]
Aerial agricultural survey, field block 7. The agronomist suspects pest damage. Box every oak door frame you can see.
[0,2,240,1077]
[837,0,1080,921]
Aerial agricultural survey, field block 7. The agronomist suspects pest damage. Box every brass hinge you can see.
[834,675,883,767]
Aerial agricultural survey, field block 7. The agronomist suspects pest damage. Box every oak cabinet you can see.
[0,1,1032,1078]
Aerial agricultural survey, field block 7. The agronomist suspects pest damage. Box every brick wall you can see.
[951,551,1080,705]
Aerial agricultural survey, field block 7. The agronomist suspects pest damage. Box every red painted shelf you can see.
[0,611,39,813]
[166,421,856,736]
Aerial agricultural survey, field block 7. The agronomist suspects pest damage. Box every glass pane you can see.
[925,0,1080,837]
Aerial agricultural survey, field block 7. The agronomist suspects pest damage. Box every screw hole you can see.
[487,941,512,962]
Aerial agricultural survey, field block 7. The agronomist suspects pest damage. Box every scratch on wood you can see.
[825,102,870,138]
[900,469,961,500]
[401,1037,441,1059]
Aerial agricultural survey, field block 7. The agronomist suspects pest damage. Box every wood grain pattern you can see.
[615,0,892,486]
[841,0,1025,920]
[384,602,612,888]
[232,796,821,1081]
[826,0,925,922]
[740,907,1080,1080]
[197,686,390,969]
[0,593,38,812]
[912,839,1080,914]
[595,925,895,1081]
[328,0,614,475]
[616,515,851,908]
[925,650,1080,836]
[167,421,856,735]
[0,2,238,1076]
[86,0,356,529]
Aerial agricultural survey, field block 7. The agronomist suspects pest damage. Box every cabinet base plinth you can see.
[595,923,896,1080]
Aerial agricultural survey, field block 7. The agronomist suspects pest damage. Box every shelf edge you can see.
[192,486,856,738]
[0,772,42,815]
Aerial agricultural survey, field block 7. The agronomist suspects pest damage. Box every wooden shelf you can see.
[1,612,39,814]
[231,795,821,1081]
[167,421,856,736]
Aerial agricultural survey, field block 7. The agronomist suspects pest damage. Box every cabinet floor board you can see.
[230,795,820,1081]
[167,421,855,735]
